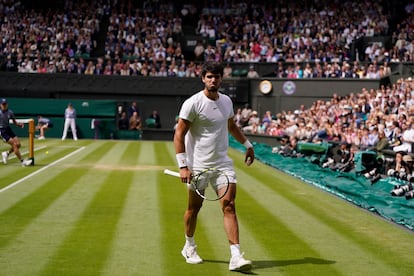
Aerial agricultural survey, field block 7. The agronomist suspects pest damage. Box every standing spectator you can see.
[62,103,78,141]
[127,101,139,119]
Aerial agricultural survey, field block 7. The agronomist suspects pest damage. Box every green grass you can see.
[0,139,413,275]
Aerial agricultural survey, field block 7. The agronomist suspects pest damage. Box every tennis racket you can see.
[163,168,230,201]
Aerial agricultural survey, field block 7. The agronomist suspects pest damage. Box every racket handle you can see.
[164,169,192,189]
[164,169,180,178]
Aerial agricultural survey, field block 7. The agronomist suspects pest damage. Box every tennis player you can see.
[174,62,255,272]
[0,98,32,166]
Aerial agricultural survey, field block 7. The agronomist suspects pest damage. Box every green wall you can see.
[6,98,117,139]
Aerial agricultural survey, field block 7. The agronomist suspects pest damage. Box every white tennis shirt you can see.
[179,90,234,169]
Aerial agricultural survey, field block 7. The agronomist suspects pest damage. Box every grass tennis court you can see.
[0,138,413,275]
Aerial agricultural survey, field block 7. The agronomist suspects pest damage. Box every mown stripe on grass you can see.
[0,145,77,189]
[0,146,86,212]
[0,167,114,275]
[230,148,414,275]
[157,142,186,272]
[0,141,120,274]
[0,141,111,250]
[41,142,134,275]
[116,140,141,165]
[102,141,165,275]
[0,169,88,249]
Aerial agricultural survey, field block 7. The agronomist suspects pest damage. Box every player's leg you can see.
[220,181,252,272]
[220,183,239,244]
[182,190,203,264]
[1,129,10,164]
[9,136,23,160]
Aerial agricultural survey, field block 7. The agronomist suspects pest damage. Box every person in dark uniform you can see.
[0,98,33,166]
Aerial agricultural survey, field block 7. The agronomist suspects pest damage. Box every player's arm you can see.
[228,117,254,166]
[11,116,24,128]
[174,118,192,182]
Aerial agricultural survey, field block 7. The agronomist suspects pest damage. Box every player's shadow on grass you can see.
[204,257,335,274]
[254,257,336,269]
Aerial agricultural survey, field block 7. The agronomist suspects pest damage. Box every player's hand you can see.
[19,123,24,128]
[245,147,255,166]
[179,167,192,184]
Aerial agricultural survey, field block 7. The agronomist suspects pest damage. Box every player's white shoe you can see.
[181,244,203,264]
[229,253,252,272]
[2,151,8,164]
[21,159,33,167]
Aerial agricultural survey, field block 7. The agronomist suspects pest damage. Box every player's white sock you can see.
[230,244,241,257]
[185,235,195,246]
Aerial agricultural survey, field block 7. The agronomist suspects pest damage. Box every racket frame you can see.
[163,168,230,201]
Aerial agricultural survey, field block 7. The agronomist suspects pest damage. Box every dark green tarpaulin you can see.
[230,137,414,231]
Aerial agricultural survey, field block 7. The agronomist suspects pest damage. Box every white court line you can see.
[0,146,86,193]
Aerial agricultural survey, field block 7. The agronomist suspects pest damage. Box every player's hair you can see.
[201,62,224,77]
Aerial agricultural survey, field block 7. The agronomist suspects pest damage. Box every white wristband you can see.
[176,152,188,168]
[243,140,253,149]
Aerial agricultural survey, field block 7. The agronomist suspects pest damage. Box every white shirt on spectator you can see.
[393,126,414,153]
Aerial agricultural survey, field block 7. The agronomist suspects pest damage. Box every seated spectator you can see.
[242,111,260,134]
[223,63,233,78]
[118,111,129,130]
[275,135,300,157]
[387,151,409,179]
[246,65,259,78]
[147,110,161,128]
[240,104,252,127]
[332,144,358,172]
[368,130,390,153]
[129,111,142,131]
[393,121,414,153]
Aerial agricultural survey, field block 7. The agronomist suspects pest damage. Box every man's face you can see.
[202,72,222,92]
[0,103,7,110]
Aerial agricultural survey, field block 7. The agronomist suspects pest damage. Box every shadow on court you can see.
[203,257,336,274]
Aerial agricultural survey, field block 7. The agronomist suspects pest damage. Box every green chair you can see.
[145,118,156,128]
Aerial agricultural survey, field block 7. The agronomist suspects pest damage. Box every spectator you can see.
[147,110,161,128]
[246,65,259,78]
[242,111,260,134]
[118,111,129,130]
[223,63,233,78]
[393,121,414,153]
[129,111,142,131]
[127,101,139,119]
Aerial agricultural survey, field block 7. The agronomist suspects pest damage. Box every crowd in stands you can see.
[0,0,414,77]
[239,75,414,186]
[240,76,414,150]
